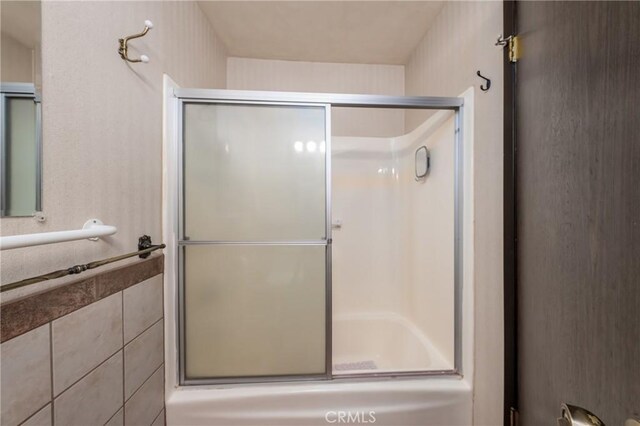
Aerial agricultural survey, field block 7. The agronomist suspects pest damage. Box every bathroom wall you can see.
[0,256,164,426]
[0,32,34,82]
[0,1,227,301]
[227,57,405,137]
[404,2,504,424]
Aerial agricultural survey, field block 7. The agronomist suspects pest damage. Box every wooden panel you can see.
[517,2,640,424]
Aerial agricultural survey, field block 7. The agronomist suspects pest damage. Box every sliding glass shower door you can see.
[179,102,331,383]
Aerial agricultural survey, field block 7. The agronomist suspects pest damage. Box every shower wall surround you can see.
[405,2,504,423]
[0,1,227,301]
[0,256,164,426]
[331,112,457,373]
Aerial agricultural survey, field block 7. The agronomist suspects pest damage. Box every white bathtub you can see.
[332,312,453,374]
[167,378,471,425]
[167,312,471,425]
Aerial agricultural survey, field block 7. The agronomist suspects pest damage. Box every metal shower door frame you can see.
[174,88,464,386]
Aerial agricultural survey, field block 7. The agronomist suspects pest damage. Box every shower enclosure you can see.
[174,89,464,386]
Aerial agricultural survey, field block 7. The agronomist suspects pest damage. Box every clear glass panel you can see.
[184,245,326,379]
[2,96,37,216]
[183,103,326,241]
[331,108,456,374]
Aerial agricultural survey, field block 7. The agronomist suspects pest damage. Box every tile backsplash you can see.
[0,258,165,426]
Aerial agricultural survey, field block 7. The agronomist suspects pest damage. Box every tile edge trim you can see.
[1,255,164,343]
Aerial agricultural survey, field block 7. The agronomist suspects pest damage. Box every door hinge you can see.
[510,407,519,426]
[496,34,520,63]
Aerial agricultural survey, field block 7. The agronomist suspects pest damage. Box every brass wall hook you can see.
[118,20,153,63]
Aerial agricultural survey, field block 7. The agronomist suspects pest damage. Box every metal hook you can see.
[477,70,491,92]
[118,20,153,63]
[495,34,512,46]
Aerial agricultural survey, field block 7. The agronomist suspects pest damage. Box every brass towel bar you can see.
[1,237,165,293]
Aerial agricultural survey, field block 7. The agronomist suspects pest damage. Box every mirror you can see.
[415,145,430,180]
[1,1,42,217]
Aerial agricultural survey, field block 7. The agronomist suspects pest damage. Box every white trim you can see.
[162,74,180,395]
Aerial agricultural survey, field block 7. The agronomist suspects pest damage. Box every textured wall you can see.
[0,1,227,301]
[227,57,405,137]
[404,2,504,424]
[1,32,34,82]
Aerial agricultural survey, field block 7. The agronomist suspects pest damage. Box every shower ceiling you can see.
[198,1,444,65]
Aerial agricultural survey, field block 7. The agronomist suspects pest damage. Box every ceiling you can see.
[198,1,444,65]
[0,1,41,48]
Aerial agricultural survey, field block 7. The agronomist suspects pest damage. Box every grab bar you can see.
[0,219,117,250]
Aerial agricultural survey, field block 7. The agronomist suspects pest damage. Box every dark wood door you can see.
[516,1,640,424]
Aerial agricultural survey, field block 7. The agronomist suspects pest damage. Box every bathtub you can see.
[166,313,470,426]
[332,312,453,374]
[166,378,471,425]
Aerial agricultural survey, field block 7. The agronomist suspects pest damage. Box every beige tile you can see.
[123,275,163,343]
[124,320,163,399]
[151,409,165,426]
[52,292,123,395]
[0,324,51,426]
[21,404,51,426]
[125,366,164,426]
[54,351,123,426]
[105,407,123,426]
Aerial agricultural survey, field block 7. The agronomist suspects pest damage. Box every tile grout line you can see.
[125,362,165,405]
[16,401,50,426]
[150,407,164,426]
[124,316,164,350]
[49,292,125,398]
[49,322,54,426]
[162,278,166,424]
[49,285,160,422]
[54,347,123,400]
[102,406,123,426]
[122,290,126,426]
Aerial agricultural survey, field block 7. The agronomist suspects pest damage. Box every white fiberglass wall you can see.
[332,111,455,374]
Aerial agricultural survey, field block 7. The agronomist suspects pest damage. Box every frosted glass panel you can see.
[184,245,326,379]
[183,103,326,241]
